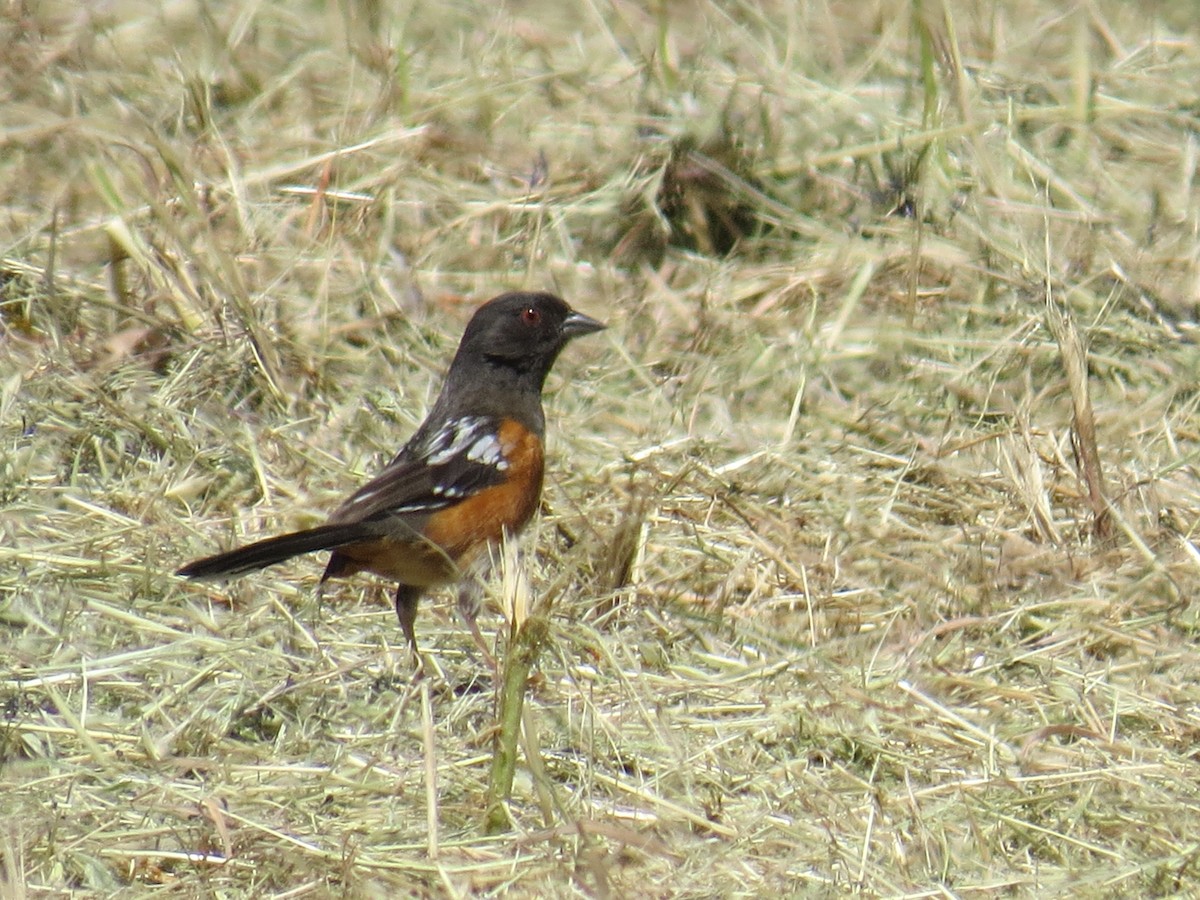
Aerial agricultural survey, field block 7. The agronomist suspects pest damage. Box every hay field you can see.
[4,0,1200,895]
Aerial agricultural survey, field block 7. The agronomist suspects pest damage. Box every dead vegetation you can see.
[4,0,1200,895]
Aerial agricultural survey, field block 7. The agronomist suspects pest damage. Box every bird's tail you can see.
[177,523,368,580]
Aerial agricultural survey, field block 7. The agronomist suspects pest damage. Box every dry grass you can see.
[4,0,1200,895]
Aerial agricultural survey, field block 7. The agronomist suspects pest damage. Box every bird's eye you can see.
[521,306,542,326]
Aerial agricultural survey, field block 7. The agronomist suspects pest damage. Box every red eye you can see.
[521,306,542,326]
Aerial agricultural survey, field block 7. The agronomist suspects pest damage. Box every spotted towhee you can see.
[177,291,605,650]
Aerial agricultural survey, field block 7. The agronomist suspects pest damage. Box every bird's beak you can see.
[562,310,606,338]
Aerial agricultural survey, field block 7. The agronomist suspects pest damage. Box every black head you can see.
[430,291,605,430]
[455,291,605,377]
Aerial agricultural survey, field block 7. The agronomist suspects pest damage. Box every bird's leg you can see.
[395,584,425,674]
[457,580,498,674]
[394,584,420,647]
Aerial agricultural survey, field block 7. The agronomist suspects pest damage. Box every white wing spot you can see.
[425,417,486,466]
[466,433,508,470]
[345,485,383,509]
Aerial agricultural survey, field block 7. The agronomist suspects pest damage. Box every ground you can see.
[4,1,1200,896]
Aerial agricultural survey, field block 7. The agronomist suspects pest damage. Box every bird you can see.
[177,291,605,654]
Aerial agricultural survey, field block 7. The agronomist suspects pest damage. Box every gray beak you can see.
[562,309,606,338]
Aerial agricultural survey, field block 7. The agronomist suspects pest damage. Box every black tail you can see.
[177,523,368,580]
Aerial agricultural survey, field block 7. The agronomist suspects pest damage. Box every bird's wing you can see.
[328,415,510,525]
